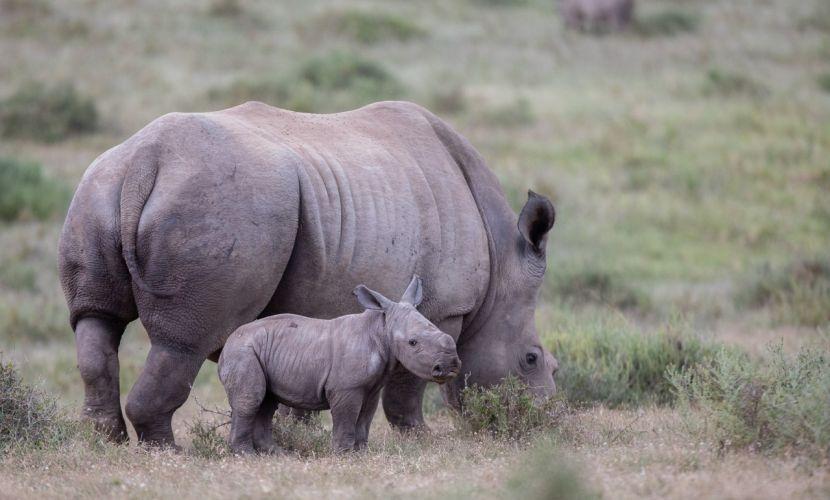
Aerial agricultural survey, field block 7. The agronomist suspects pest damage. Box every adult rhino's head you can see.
[446,190,559,405]
[354,276,461,384]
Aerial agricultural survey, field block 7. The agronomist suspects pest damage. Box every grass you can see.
[0,82,97,142]
[702,68,766,98]
[210,51,403,112]
[304,9,426,45]
[737,257,830,327]
[634,9,699,37]
[0,157,70,222]
[504,443,600,500]
[670,338,830,461]
[818,72,830,93]
[546,318,715,407]
[551,269,649,312]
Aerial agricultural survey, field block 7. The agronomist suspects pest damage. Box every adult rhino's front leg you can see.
[382,316,462,431]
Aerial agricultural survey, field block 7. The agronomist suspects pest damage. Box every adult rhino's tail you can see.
[119,142,175,298]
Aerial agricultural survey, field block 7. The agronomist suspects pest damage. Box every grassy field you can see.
[1,0,829,498]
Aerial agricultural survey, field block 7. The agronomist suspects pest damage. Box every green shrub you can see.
[308,9,426,44]
[737,257,830,327]
[0,296,69,344]
[188,418,230,459]
[428,86,468,115]
[634,9,699,37]
[0,82,98,142]
[453,376,567,440]
[548,321,714,407]
[669,341,830,460]
[504,443,600,500]
[208,0,242,17]
[0,157,70,222]
[702,68,766,97]
[0,358,77,453]
[0,260,37,291]
[474,0,530,6]
[476,98,536,128]
[552,269,649,312]
[210,52,403,113]
[272,411,331,457]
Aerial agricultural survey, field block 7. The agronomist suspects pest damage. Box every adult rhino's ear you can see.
[353,285,394,311]
[518,190,556,253]
[400,275,423,307]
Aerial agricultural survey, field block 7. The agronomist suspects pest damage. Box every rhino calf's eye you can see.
[526,353,537,364]
[409,339,418,347]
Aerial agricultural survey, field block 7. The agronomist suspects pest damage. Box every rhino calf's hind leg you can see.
[125,344,204,447]
[252,394,281,454]
[75,316,128,443]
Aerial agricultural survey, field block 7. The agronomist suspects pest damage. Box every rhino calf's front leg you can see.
[330,390,365,453]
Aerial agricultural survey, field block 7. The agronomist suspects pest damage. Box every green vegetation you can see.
[476,98,536,128]
[670,340,830,460]
[0,82,97,142]
[454,376,567,439]
[306,9,426,44]
[634,9,699,37]
[0,157,70,222]
[551,269,649,312]
[207,0,242,18]
[188,418,230,459]
[818,72,830,93]
[547,320,714,407]
[0,359,78,454]
[211,51,403,112]
[736,257,830,327]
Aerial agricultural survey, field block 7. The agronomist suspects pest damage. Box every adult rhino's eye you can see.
[526,353,537,365]
[409,339,418,347]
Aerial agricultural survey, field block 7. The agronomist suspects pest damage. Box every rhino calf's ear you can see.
[400,275,423,307]
[354,285,394,311]
[518,190,555,253]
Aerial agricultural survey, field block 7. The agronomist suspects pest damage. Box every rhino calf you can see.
[219,276,460,454]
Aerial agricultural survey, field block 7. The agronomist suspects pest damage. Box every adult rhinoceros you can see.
[59,101,558,446]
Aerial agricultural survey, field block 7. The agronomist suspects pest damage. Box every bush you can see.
[669,341,830,460]
[0,82,98,142]
[737,257,830,327]
[210,52,403,113]
[453,376,567,440]
[476,98,536,128]
[548,321,714,407]
[272,411,330,457]
[428,86,468,115]
[0,358,77,453]
[504,443,600,500]
[307,9,425,44]
[634,9,699,37]
[702,68,766,98]
[552,269,649,312]
[188,418,230,459]
[0,157,70,222]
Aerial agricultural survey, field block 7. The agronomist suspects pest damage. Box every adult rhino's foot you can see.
[382,367,430,433]
[82,407,129,444]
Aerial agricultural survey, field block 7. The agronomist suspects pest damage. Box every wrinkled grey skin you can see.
[560,0,634,32]
[220,276,460,454]
[58,100,558,446]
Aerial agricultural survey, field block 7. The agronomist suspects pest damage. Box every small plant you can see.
[0,82,98,142]
[634,9,699,37]
[669,340,830,461]
[552,269,648,312]
[454,376,567,440]
[0,157,70,222]
[307,9,426,44]
[737,257,830,327]
[272,411,331,457]
[428,86,468,115]
[188,418,230,459]
[0,358,77,453]
[476,98,536,128]
[702,68,766,97]
[548,321,714,407]
[504,442,600,500]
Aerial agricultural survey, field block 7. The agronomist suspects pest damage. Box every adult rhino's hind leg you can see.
[125,344,204,447]
[75,316,129,442]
